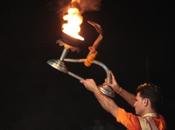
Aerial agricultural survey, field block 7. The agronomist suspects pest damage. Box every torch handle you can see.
[67,71,84,81]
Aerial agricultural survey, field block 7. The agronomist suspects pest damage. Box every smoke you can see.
[58,0,102,14]
[78,0,102,13]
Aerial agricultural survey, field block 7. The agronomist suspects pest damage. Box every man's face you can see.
[134,92,145,116]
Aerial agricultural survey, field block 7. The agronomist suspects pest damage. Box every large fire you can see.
[62,3,84,41]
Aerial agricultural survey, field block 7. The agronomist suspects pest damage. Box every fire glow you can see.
[62,6,84,41]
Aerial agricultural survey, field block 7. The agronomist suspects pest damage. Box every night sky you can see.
[1,0,174,129]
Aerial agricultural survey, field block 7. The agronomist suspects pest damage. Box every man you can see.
[80,72,166,130]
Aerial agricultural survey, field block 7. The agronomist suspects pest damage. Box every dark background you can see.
[1,0,174,129]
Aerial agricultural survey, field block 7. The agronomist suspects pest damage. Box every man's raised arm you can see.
[108,72,136,107]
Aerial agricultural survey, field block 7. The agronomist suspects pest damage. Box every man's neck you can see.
[142,108,157,117]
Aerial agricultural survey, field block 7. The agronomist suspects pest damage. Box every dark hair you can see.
[136,82,162,111]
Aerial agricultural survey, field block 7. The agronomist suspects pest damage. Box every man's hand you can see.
[80,79,99,93]
[104,71,122,94]
[106,72,136,106]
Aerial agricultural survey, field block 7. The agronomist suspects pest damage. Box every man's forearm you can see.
[93,90,119,117]
[113,86,136,107]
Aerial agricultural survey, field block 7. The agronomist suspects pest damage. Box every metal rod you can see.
[60,48,69,61]
[67,71,84,80]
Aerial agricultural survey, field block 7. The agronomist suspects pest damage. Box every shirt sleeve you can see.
[115,107,141,130]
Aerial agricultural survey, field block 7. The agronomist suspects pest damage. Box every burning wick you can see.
[62,6,84,41]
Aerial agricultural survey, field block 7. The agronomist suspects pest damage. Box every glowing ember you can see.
[62,7,84,41]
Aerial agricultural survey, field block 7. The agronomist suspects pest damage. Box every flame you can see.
[71,0,80,3]
[62,6,84,41]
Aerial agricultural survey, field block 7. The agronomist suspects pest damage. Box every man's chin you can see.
[135,111,140,115]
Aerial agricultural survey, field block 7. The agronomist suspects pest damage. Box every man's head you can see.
[134,83,162,116]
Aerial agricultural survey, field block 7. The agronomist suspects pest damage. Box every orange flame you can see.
[62,3,84,41]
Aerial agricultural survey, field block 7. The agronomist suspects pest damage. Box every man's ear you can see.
[143,98,149,106]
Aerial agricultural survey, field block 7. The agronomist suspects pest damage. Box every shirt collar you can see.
[142,113,157,117]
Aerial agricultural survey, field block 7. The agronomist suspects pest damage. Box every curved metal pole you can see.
[63,58,111,82]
